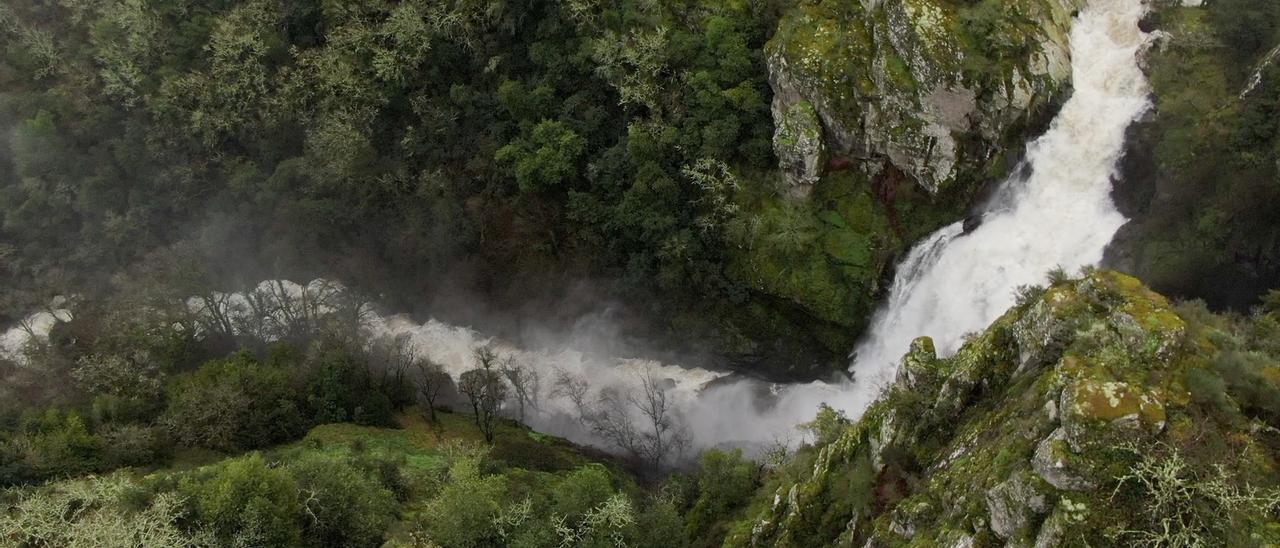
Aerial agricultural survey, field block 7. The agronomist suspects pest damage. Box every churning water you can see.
[835,0,1153,416]
[0,0,1154,453]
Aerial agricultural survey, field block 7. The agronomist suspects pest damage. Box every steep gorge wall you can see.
[768,0,1084,193]
[720,0,1089,368]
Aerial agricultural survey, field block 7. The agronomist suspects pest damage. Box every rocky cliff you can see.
[729,270,1280,546]
[768,0,1084,192]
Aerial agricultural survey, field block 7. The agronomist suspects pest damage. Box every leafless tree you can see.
[267,280,307,339]
[552,371,690,471]
[237,286,274,340]
[328,284,376,341]
[551,368,591,423]
[193,290,237,338]
[459,346,508,443]
[414,357,450,423]
[367,333,421,410]
[587,386,641,457]
[629,374,690,469]
[473,345,498,370]
[499,355,540,421]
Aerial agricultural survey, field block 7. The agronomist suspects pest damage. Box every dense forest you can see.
[0,0,1151,377]
[3,0,1280,546]
[0,0,820,374]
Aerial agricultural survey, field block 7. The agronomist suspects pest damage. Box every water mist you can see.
[0,0,1154,457]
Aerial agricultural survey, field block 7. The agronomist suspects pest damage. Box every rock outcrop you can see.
[728,271,1280,546]
[767,0,1084,191]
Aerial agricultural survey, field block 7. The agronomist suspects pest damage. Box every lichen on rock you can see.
[727,270,1280,546]
[765,0,1085,193]
[771,99,826,186]
[985,470,1051,540]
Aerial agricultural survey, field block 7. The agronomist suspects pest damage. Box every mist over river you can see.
[0,0,1154,455]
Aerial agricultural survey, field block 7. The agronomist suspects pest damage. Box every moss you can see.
[767,0,1080,195]
[1068,381,1163,424]
[733,271,1280,545]
[726,172,888,331]
[775,100,823,149]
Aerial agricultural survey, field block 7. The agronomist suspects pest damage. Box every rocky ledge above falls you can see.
[727,270,1280,546]
[768,0,1084,192]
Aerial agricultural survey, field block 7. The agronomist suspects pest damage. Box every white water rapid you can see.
[0,0,1153,456]
[834,0,1154,414]
[379,0,1157,447]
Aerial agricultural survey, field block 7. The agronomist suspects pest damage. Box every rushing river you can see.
[1,0,1153,453]
[839,0,1153,414]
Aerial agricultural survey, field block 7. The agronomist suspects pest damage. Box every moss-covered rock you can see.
[728,271,1280,546]
[772,99,827,187]
[985,469,1051,540]
[766,0,1083,193]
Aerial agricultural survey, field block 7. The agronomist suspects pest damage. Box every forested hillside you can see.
[1,0,1108,376]
[1108,0,1280,310]
[0,0,802,369]
[4,0,1280,546]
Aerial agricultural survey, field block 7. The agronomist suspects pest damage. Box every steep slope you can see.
[0,410,660,547]
[731,270,1280,546]
[1105,0,1280,310]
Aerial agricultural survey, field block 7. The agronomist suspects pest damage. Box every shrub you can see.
[1213,350,1280,427]
[1113,443,1280,546]
[551,465,617,519]
[71,352,162,400]
[1186,367,1236,421]
[421,456,507,547]
[100,423,169,468]
[180,453,303,547]
[89,393,163,426]
[0,472,209,546]
[286,453,398,547]
[553,493,638,548]
[163,351,308,452]
[799,403,850,446]
[345,452,412,501]
[19,409,105,479]
[0,437,34,486]
[685,448,759,541]
[634,495,690,548]
[307,348,397,428]
[352,389,395,427]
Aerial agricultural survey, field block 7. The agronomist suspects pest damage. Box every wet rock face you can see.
[765,0,1084,193]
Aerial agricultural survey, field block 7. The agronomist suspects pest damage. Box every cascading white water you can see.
[837,0,1153,414]
[0,309,73,364]
[0,0,1155,454]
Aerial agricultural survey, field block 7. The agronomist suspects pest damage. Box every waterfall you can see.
[837,0,1153,415]
[0,0,1155,453]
